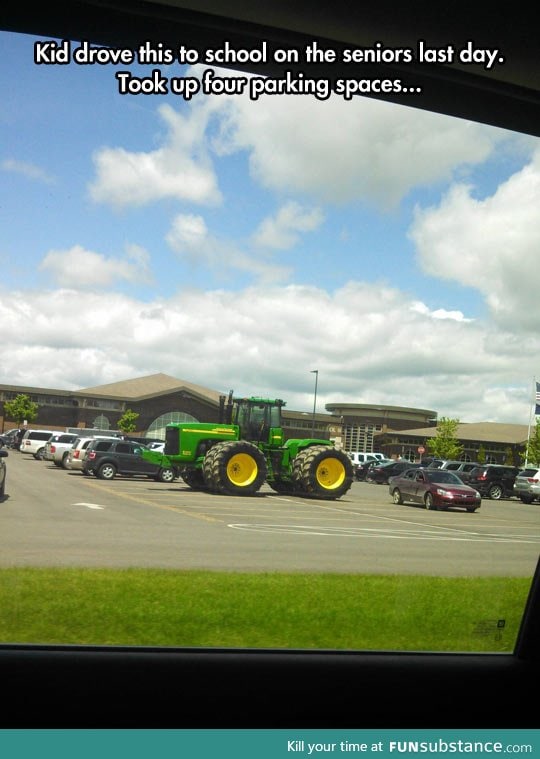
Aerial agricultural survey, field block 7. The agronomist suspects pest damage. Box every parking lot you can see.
[1,450,540,576]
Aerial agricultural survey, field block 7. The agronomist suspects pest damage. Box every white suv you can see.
[347,452,379,467]
[513,467,540,503]
[19,430,55,459]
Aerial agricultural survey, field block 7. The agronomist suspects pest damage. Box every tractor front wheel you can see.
[205,440,267,496]
[292,445,353,500]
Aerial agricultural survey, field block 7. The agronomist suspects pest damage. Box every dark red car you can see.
[388,467,482,512]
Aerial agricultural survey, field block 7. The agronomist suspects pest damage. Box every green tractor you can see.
[151,394,353,499]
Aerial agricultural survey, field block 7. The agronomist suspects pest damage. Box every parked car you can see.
[427,459,476,471]
[466,464,521,500]
[66,435,118,471]
[19,429,55,459]
[388,467,481,512]
[146,441,165,453]
[367,460,421,484]
[423,458,447,469]
[354,458,392,481]
[426,460,481,481]
[513,467,540,503]
[347,452,379,468]
[82,438,177,482]
[0,446,8,497]
[43,433,78,468]
[444,461,481,479]
[0,429,24,449]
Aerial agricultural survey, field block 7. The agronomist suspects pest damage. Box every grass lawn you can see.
[0,568,532,652]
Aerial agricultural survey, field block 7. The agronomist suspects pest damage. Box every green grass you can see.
[0,568,532,652]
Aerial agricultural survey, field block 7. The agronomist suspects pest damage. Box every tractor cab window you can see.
[268,404,282,428]
[235,402,268,441]
[233,400,282,442]
[250,404,266,427]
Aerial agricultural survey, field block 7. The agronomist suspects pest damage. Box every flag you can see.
[536,381,540,416]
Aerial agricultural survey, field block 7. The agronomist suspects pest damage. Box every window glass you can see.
[147,411,198,439]
[93,415,111,429]
[0,28,538,659]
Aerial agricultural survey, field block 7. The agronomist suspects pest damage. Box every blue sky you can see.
[1,30,539,423]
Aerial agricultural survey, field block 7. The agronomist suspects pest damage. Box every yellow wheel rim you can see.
[315,457,346,490]
[227,453,258,487]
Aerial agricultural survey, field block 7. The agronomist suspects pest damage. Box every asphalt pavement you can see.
[1,449,539,576]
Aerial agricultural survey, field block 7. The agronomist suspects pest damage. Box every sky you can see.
[1,30,539,424]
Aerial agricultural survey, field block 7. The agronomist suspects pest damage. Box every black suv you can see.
[466,464,520,500]
[83,439,176,482]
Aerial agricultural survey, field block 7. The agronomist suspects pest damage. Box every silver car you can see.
[513,467,540,503]
[43,433,78,468]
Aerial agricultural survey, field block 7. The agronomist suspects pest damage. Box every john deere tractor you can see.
[151,394,353,500]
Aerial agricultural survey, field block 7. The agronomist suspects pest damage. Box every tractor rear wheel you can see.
[291,445,353,499]
[205,440,267,496]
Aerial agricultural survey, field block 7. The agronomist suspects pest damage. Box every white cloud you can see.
[88,103,221,208]
[2,158,54,184]
[165,213,292,283]
[39,243,153,288]
[166,213,208,250]
[210,84,504,207]
[87,71,510,213]
[0,282,538,424]
[252,202,324,249]
[410,301,473,322]
[409,146,540,330]
[4,55,540,432]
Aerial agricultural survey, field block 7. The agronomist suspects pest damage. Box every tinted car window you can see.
[426,471,462,484]
[58,434,76,443]
[27,432,54,441]
[94,441,113,452]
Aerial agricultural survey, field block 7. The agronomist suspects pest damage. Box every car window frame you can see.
[1,2,539,730]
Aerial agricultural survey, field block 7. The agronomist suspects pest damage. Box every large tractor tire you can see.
[202,445,221,491]
[268,479,294,494]
[291,445,353,500]
[181,467,206,490]
[204,440,267,496]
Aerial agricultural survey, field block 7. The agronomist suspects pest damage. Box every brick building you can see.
[0,374,530,460]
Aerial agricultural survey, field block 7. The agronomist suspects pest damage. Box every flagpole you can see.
[524,376,536,466]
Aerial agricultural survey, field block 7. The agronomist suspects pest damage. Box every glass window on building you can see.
[92,415,111,430]
[147,411,199,440]
[343,423,382,452]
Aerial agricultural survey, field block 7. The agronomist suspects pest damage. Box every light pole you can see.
[310,369,318,436]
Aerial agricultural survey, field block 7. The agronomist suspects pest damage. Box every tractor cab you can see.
[232,397,285,448]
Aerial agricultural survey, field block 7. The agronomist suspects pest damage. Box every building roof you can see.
[79,373,224,404]
[326,402,436,416]
[383,422,530,445]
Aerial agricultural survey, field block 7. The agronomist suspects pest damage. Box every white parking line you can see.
[74,502,105,510]
[228,523,540,544]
